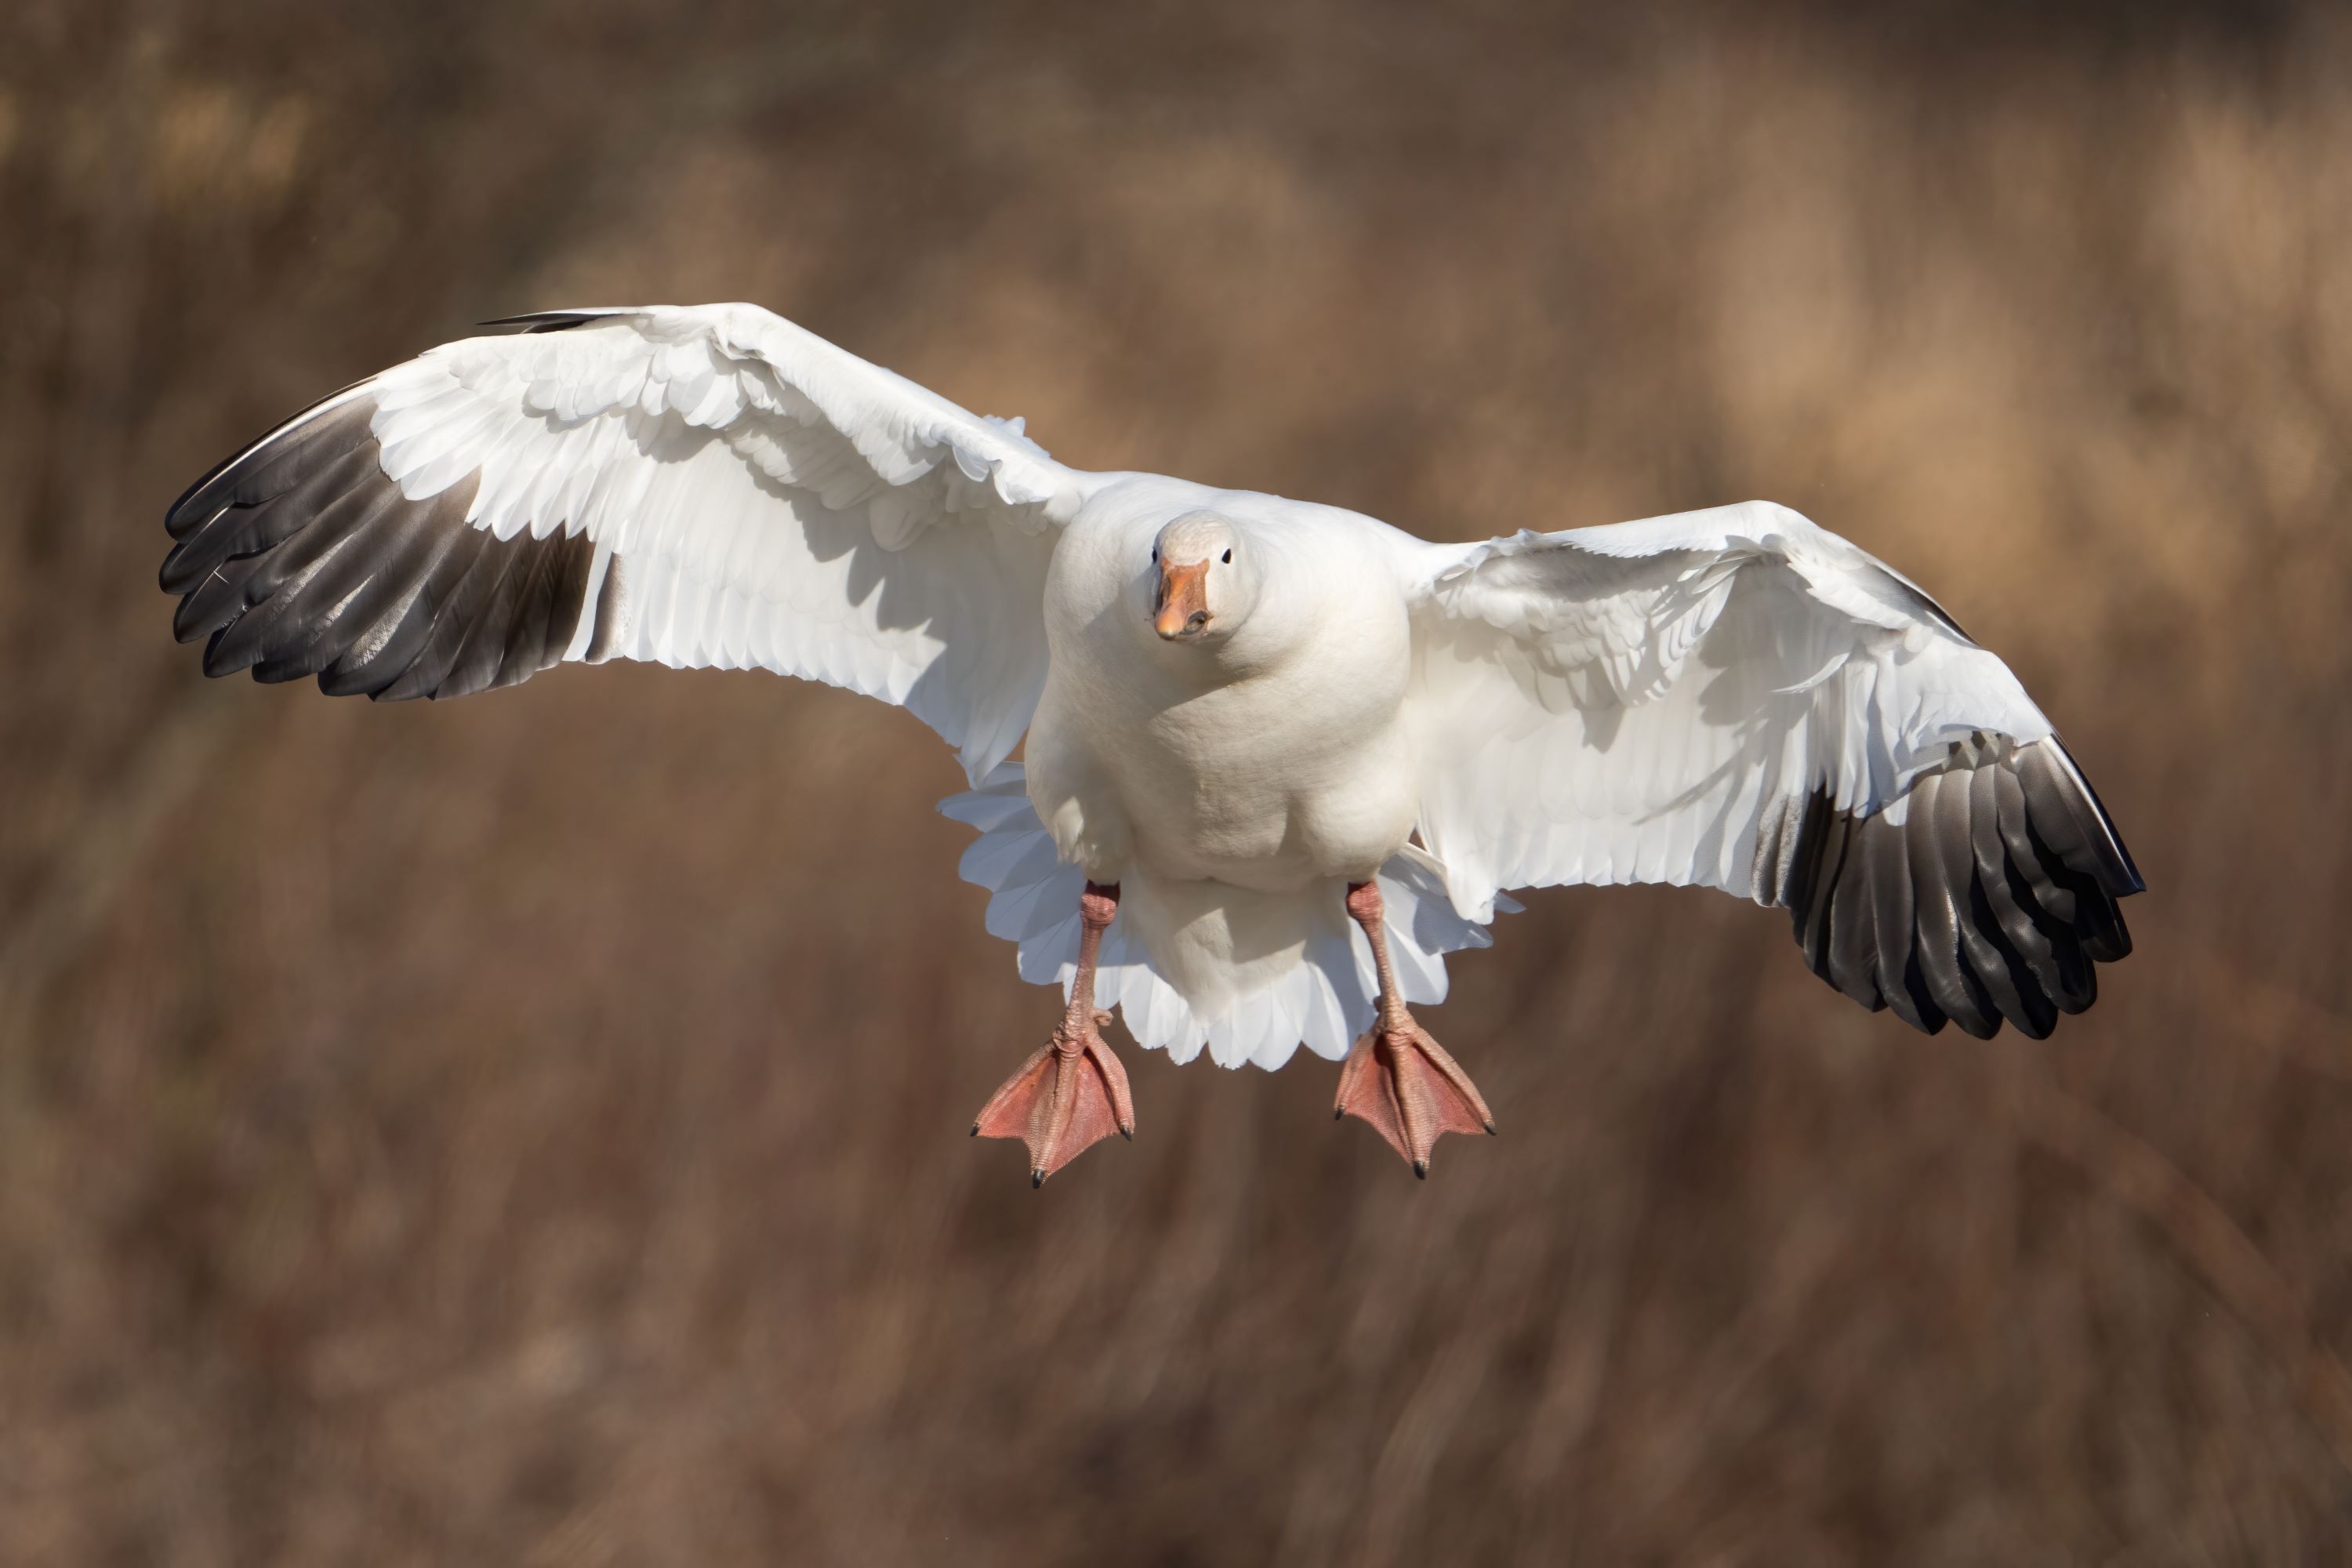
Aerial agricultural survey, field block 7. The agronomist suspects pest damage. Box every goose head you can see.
[1148,512,1257,644]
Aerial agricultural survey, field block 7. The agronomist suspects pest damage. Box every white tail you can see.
[941,764,1509,1069]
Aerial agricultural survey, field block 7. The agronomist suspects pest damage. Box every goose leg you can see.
[1334,879,1495,1177]
[971,881,1135,1186]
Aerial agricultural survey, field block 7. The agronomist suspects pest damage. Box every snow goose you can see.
[161,303,2143,1183]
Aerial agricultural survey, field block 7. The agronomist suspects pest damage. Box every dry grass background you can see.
[2,0,2350,1561]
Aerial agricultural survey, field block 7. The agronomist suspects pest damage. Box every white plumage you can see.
[163,301,2141,1091]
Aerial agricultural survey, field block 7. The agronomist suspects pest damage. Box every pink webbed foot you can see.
[1333,878,1496,1178]
[970,880,1134,1186]
[971,1007,1136,1186]
[1334,1014,1495,1178]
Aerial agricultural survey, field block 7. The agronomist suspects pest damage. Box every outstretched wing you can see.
[1410,500,2143,1039]
[162,303,1102,782]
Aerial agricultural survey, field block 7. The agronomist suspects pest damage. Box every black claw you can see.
[1334,1107,1345,1121]
[970,1124,980,1136]
[1120,1127,1134,1140]
[1414,1160,1429,1179]
[1031,1170,1046,1189]
[1484,1121,1498,1136]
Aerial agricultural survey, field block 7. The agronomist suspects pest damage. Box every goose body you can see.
[160,301,2143,1179]
[1031,483,1424,891]
[1029,483,1437,1031]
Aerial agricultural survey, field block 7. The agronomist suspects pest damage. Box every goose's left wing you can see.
[163,304,1101,782]
[1408,501,2143,1039]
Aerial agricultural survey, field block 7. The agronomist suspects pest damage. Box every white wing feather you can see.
[1410,500,2056,922]
[365,304,1096,781]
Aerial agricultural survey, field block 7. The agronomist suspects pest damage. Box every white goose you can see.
[162,303,2142,1182]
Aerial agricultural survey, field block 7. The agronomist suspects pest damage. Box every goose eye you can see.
[1221,548,1233,564]
[1151,546,1159,563]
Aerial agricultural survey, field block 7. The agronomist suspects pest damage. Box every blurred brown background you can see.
[3,0,2350,1561]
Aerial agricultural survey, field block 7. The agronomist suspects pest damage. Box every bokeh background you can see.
[4,0,2350,1561]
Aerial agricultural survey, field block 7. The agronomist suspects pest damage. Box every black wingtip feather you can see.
[2049,738,2146,895]
[477,310,623,334]
[163,378,378,541]
[160,390,601,704]
[1776,737,2140,1041]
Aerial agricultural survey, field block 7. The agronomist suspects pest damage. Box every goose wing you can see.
[163,303,1102,782]
[1408,500,2143,1038]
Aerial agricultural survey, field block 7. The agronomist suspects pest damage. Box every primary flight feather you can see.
[162,303,2143,1182]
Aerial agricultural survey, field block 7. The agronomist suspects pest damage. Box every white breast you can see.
[1025,483,1421,892]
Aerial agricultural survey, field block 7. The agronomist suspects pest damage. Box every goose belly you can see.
[1030,653,1420,895]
